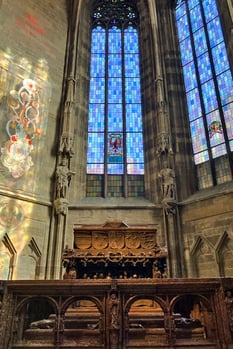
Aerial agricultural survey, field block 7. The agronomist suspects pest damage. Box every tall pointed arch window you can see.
[86,0,144,197]
[176,0,233,189]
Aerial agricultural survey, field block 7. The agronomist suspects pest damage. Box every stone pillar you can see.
[47,0,82,279]
[148,0,184,277]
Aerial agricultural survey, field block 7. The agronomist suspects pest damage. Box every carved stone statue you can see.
[56,158,70,199]
[158,162,176,200]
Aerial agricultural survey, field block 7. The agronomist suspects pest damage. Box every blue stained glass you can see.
[203,0,218,23]
[87,164,104,174]
[176,0,233,172]
[212,43,229,75]
[194,150,209,164]
[87,133,104,162]
[186,88,202,121]
[127,163,144,175]
[188,0,199,10]
[176,13,190,41]
[179,37,193,65]
[87,13,144,179]
[124,27,138,53]
[211,143,227,158]
[217,70,233,105]
[207,18,223,48]
[193,27,208,57]
[89,78,105,103]
[182,62,198,92]
[176,2,186,21]
[88,104,105,131]
[190,4,203,32]
[201,79,218,112]
[90,54,105,77]
[108,104,123,131]
[108,54,122,77]
[126,104,142,131]
[223,103,233,140]
[190,118,207,153]
[108,27,121,53]
[197,53,212,83]
[124,54,140,77]
[206,110,224,146]
[125,78,141,103]
[126,133,144,163]
[91,27,106,53]
[108,163,124,174]
[108,77,122,103]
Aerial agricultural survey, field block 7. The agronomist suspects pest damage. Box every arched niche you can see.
[124,296,167,347]
[13,296,57,346]
[171,294,215,344]
[61,296,104,348]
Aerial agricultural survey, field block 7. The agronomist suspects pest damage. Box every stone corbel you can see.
[54,198,69,216]
[162,198,177,216]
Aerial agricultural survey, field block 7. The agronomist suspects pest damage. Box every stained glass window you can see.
[87,0,144,197]
[176,0,233,189]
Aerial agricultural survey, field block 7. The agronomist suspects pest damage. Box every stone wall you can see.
[181,183,233,277]
[0,0,67,279]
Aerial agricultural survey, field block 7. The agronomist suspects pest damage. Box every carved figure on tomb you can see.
[63,268,77,280]
[107,272,112,280]
[109,292,120,330]
[109,291,120,349]
[162,267,168,278]
[30,318,54,329]
[225,290,233,332]
[153,262,161,278]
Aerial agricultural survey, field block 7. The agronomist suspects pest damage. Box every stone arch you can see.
[215,231,233,277]
[16,238,41,280]
[0,234,16,280]
[190,236,217,277]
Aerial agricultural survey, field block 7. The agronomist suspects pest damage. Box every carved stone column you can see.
[0,290,15,349]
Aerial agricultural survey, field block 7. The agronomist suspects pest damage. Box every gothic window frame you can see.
[176,0,233,189]
[86,0,145,198]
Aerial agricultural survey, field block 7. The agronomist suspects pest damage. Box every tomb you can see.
[62,221,167,280]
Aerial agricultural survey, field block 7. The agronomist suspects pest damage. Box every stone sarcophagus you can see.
[62,221,167,280]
